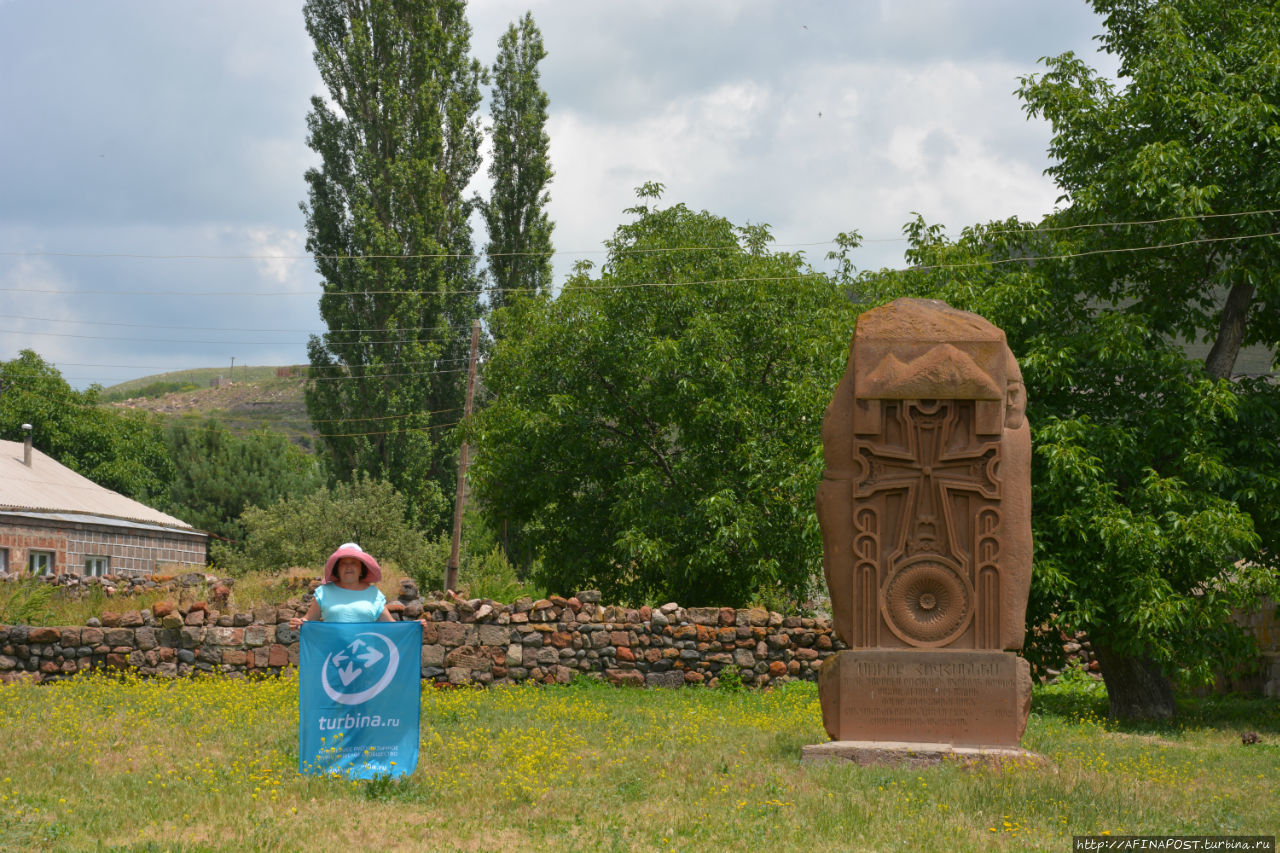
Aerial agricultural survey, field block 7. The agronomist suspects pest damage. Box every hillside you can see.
[104,367,316,449]
[98,343,1271,453]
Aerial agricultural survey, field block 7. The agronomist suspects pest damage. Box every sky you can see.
[0,1,1119,389]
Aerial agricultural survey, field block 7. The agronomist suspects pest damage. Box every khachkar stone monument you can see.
[803,298,1037,765]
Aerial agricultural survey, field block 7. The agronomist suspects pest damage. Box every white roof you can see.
[0,439,195,531]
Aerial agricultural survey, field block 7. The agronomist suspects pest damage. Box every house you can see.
[0,433,206,577]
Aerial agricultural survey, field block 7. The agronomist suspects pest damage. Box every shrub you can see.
[413,534,542,601]
[217,475,432,577]
[0,579,55,625]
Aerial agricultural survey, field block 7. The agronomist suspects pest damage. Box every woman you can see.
[289,543,393,627]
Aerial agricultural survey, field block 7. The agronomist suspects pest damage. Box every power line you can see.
[107,404,461,424]
[980,206,1280,238]
[2,314,484,336]
[0,244,818,261]
[306,407,461,424]
[5,226,1280,300]
[49,357,474,371]
[4,207,1278,263]
[906,229,1280,272]
[294,365,475,381]
[0,327,486,349]
[318,420,462,438]
[8,221,1277,388]
[0,273,824,298]
[0,325,481,350]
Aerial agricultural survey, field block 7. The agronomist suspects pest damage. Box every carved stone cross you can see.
[856,400,999,561]
[818,298,1032,653]
[811,297,1036,752]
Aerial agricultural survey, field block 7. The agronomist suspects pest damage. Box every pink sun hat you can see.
[323,542,382,584]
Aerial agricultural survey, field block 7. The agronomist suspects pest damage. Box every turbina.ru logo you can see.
[320,632,401,705]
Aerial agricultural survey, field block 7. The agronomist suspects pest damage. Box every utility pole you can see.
[445,319,481,593]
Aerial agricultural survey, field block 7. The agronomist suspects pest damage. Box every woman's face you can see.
[335,557,364,585]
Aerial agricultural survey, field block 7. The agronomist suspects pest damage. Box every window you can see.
[0,548,8,573]
[84,556,109,577]
[28,550,54,576]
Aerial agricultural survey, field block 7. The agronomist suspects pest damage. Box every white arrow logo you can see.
[320,632,400,706]
[337,661,361,686]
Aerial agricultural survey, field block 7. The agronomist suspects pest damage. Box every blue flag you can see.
[298,621,421,779]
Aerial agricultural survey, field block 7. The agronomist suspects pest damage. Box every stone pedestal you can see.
[800,740,1043,768]
[815,649,1032,747]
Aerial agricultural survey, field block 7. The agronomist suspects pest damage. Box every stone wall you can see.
[3,587,1275,695]
[0,591,845,687]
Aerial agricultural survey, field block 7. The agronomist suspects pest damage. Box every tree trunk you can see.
[1204,281,1255,381]
[1093,642,1177,720]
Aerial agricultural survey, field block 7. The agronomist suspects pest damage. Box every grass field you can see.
[0,673,1275,852]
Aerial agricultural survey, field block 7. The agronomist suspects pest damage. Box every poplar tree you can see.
[483,11,554,311]
[301,0,485,528]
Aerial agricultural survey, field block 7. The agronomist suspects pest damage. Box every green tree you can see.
[220,475,433,580]
[473,186,859,606]
[1017,0,1280,381]
[483,11,554,310]
[164,420,323,544]
[1009,0,1280,716]
[301,0,485,527]
[0,350,172,503]
[865,216,1279,720]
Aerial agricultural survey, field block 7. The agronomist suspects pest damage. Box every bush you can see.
[716,665,744,692]
[415,534,542,601]
[0,579,55,625]
[216,475,433,578]
[100,380,199,403]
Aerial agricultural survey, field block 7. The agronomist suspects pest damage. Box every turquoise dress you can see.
[313,583,387,623]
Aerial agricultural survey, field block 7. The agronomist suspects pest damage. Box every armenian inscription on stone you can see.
[819,650,1025,746]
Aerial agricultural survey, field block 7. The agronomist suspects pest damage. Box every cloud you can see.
[0,256,83,366]
[0,222,323,387]
[0,0,1119,387]
[542,52,1064,278]
[237,227,307,287]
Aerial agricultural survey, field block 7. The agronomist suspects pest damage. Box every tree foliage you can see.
[1005,0,1280,716]
[0,350,172,504]
[301,0,486,528]
[164,420,323,544]
[864,215,1280,718]
[483,11,554,311]
[473,187,858,606]
[219,475,432,578]
[1017,0,1280,380]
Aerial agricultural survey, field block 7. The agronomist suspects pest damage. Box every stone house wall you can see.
[0,514,207,578]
